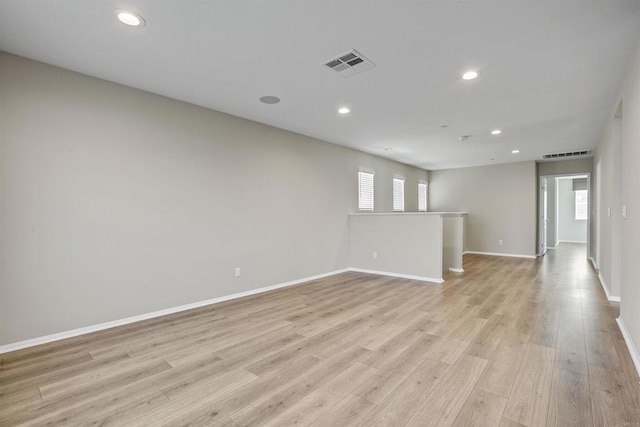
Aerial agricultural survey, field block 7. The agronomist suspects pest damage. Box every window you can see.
[393,176,405,212]
[575,190,588,220]
[358,170,374,211]
[418,182,427,212]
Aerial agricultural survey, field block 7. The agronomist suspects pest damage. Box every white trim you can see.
[0,268,349,354]
[348,268,443,284]
[349,212,467,216]
[546,246,557,250]
[463,251,537,259]
[589,257,598,270]
[449,268,465,273]
[557,240,587,244]
[597,272,621,302]
[358,166,375,175]
[616,318,640,378]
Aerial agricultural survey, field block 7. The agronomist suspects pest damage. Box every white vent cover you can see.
[324,49,375,78]
[542,150,592,160]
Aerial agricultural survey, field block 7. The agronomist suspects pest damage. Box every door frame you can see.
[538,173,591,260]
[539,177,548,256]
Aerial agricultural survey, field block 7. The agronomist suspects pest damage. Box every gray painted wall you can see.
[619,43,640,360]
[429,161,537,256]
[557,178,587,243]
[594,117,623,299]
[348,214,444,281]
[594,41,640,369]
[0,53,429,345]
[537,158,594,177]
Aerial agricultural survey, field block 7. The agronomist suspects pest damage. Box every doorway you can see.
[539,173,591,259]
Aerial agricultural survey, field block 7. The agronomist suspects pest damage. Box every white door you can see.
[541,178,548,255]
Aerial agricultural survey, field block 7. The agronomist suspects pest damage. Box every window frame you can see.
[418,181,428,212]
[358,169,375,211]
[575,189,588,220]
[393,175,405,212]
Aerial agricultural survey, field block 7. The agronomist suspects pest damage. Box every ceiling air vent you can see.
[542,150,592,160]
[323,49,375,78]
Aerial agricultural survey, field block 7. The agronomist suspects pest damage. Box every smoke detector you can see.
[323,49,375,78]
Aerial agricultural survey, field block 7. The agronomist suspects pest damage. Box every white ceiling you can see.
[1,1,639,170]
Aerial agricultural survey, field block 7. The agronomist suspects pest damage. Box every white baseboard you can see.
[616,317,640,378]
[449,268,465,273]
[463,251,537,259]
[589,257,598,270]
[558,240,587,244]
[546,246,557,250]
[0,268,349,355]
[597,272,621,302]
[348,268,443,284]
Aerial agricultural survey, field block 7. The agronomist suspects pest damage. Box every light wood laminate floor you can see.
[1,243,639,426]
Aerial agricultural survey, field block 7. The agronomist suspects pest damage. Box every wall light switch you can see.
[622,205,627,220]
[499,240,503,246]
[235,267,241,277]
[608,207,611,218]
[372,252,378,259]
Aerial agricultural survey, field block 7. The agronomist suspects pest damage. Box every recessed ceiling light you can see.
[114,10,145,27]
[462,70,479,80]
[338,107,351,114]
[512,149,520,154]
[491,129,502,135]
[259,96,280,104]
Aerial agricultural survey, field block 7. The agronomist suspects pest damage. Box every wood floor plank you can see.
[352,370,408,405]
[309,394,375,427]
[451,387,507,427]
[546,368,593,427]
[227,346,370,425]
[584,321,623,371]
[0,359,172,426]
[503,342,555,426]
[367,357,451,426]
[476,331,530,398]
[554,307,587,376]
[465,315,508,359]
[263,362,377,426]
[589,364,640,426]
[125,354,318,426]
[405,354,488,427]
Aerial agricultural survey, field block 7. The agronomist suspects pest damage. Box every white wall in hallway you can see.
[594,41,640,374]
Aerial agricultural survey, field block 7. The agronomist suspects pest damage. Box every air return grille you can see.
[323,49,375,78]
[542,150,592,160]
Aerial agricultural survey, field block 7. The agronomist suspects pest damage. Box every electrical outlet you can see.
[498,240,503,245]
[372,252,378,259]
[235,267,241,277]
